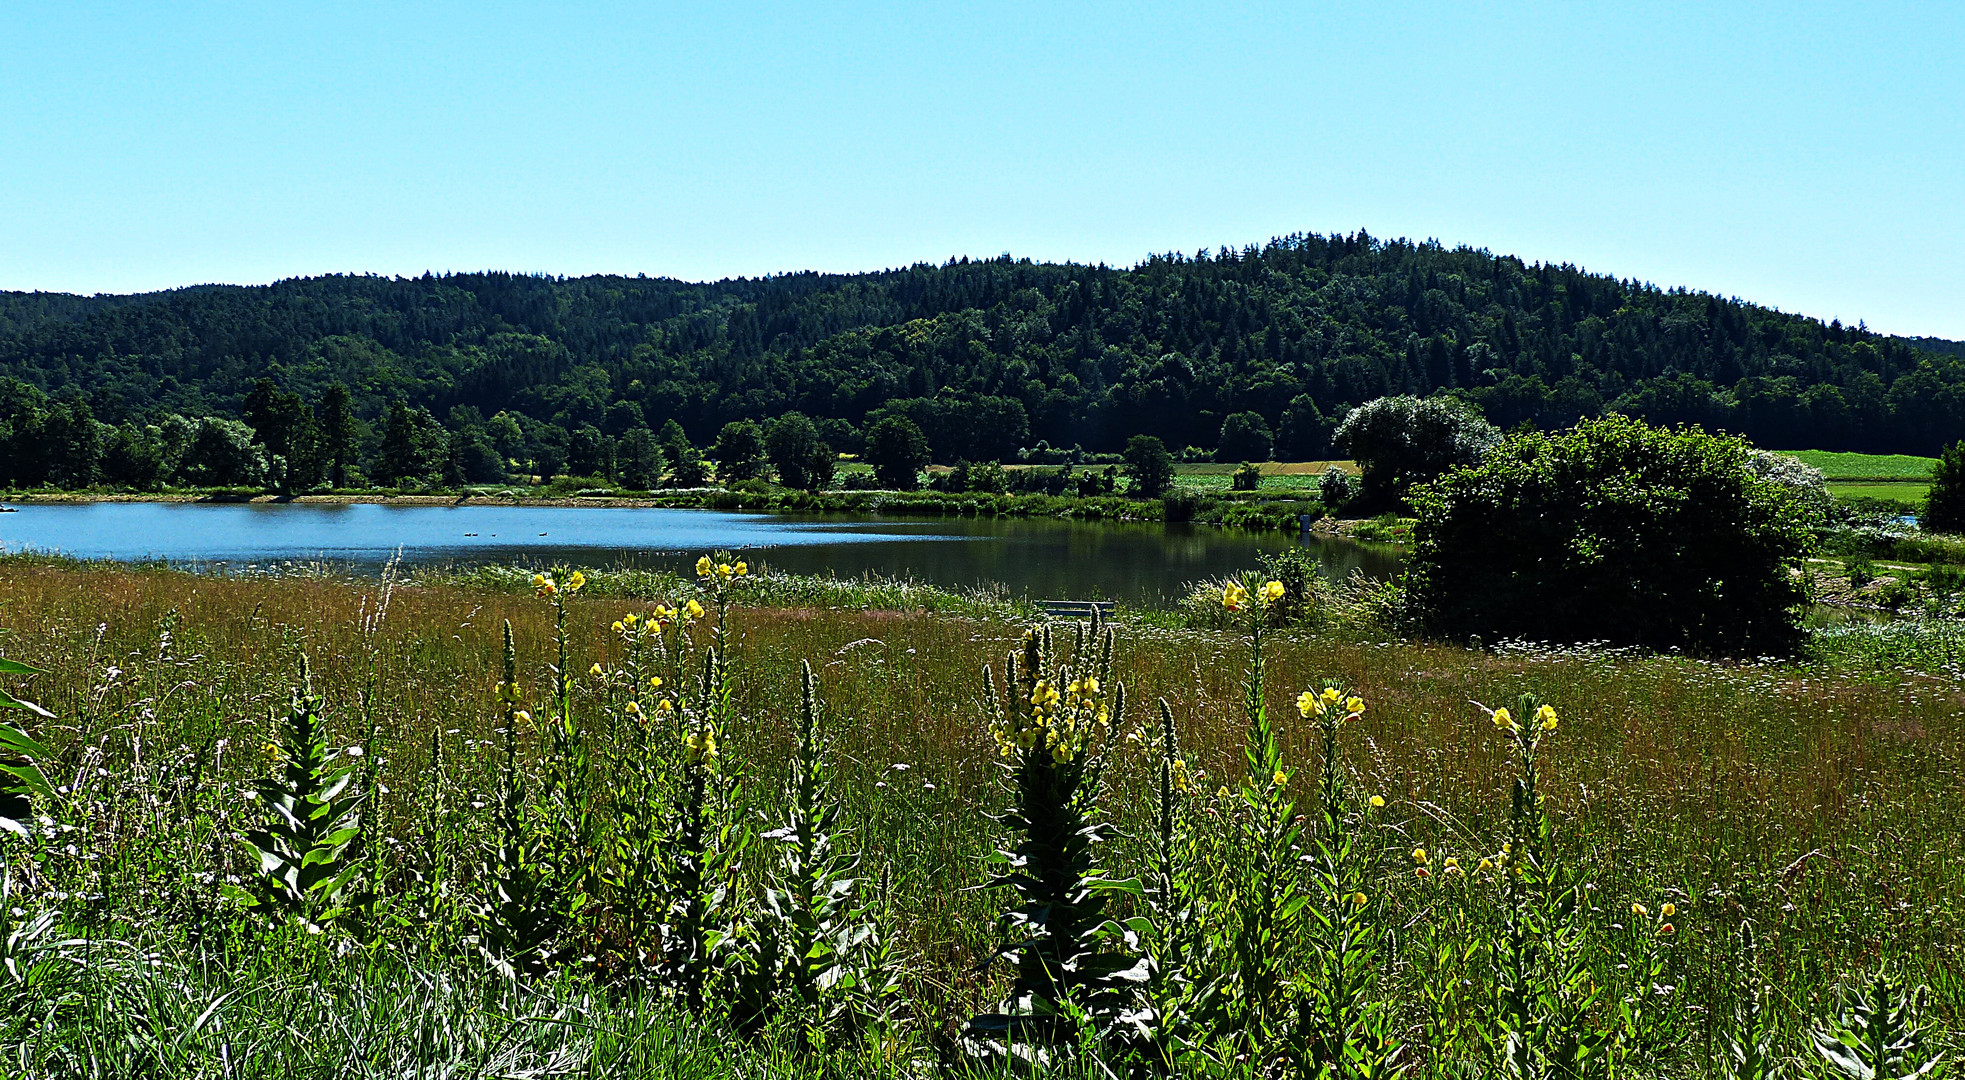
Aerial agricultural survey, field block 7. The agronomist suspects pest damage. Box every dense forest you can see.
[1,230,1960,488]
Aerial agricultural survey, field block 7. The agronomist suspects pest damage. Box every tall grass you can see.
[0,554,1959,1075]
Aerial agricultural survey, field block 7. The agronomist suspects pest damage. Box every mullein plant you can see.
[653,555,750,1014]
[1294,683,1401,1077]
[228,657,364,934]
[1208,573,1307,1066]
[1480,694,1615,1079]
[966,609,1144,1062]
[731,661,900,1046]
[532,569,600,926]
[595,597,693,982]
[476,620,563,979]
[1130,696,1210,1070]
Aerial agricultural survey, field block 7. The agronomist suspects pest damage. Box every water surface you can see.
[0,502,1401,606]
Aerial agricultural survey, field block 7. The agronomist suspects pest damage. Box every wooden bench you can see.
[1038,599,1116,620]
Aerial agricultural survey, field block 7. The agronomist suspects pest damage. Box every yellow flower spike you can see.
[565,571,586,592]
[1492,707,1515,731]
[695,555,713,577]
[1412,847,1429,865]
[1368,794,1385,808]
[1538,704,1559,731]
[588,663,604,677]
[1660,902,1676,918]
[1261,580,1285,604]
[1631,902,1649,917]
[1222,581,1248,610]
[1297,690,1323,718]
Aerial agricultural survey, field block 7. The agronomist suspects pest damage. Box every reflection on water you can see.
[0,502,1403,607]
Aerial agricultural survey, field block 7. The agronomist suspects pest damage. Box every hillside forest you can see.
[2,230,1960,489]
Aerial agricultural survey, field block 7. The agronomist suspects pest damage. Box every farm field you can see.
[1828,480,1929,505]
[1777,449,1939,480]
[0,556,1957,1075]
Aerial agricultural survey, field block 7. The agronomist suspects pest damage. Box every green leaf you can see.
[0,658,44,676]
[0,688,53,719]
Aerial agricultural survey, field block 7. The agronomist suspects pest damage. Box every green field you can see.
[1778,449,1940,480]
[1829,480,1930,505]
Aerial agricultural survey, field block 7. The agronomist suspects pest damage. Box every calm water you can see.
[0,502,1402,606]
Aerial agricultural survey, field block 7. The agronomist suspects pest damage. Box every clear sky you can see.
[2,2,1960,337]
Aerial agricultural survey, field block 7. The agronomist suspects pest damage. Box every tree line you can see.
[2,231,1961,489]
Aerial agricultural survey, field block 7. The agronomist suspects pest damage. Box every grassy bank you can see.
[0,558,1959,1075]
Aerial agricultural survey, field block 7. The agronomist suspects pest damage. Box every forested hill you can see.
[4,231,1962,459]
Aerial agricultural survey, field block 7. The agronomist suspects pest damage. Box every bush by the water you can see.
[1407,415,1816,655]
[1332,395,1501,506]
[1922,440,1965,535]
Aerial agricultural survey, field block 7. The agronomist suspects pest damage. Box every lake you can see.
[0,502,1403,606]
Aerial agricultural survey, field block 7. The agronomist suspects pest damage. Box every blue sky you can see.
[3,2,1960,337]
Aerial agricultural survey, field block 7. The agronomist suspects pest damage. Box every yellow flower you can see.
[1415,866,1431,879]
[514,709,532,724]
[1631,902,1649,917]
[648,675,663,689]
[565,571,586,592]
[1660,902,1676,917]
[656,698,674,713]
[734,561,748,576]
[1538,704,1559,731]
[588,663,604,677]
[1368,794,1385,808]
[1345,696,1365,715]
[1222,581,1249,610]
[531,573,548,589]
[1260,580,1285,604]
[611,621,625,633]
[1348,891,1368,907]
[1478,858,1494,872]
[622,612,638,625]
[625,700,641,716]
[1297,690,1324,718]
[685,599,704,620]
[1657,923,1675,936]
[1492,707,1515,731]
[1442,856,1462,875]
[1320,687,1342,707]
[696,555,713,577]
[1272,769,1288,787]
[1412,847,1429,865]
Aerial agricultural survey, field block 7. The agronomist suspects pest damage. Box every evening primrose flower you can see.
[1222,581,1249,610]
[1272,769,1288,787]
[1631,902,1649,917]
[1345,696,1365,715]
[685,599,704,620]
[1538,704,1559,731]
[1442,856,1462,876]
[589,663,604,677]
[514,709,532,724]
[655,698,674,714]
[1412,847,1429,866]
[1493,707,1515,732]
[696,555,714,577]
[1660,902,1675,917]
[1348,891,1368,907]
[565,570,586,592]
[622,612,638,626]
[1297,690,1324,718]
[1320,687,1342,708]
[1658,923,1675,936]
[1260,580,1285,605]
[1368,794,1385,808]
[648,675,663,689]
[611,621,625,634]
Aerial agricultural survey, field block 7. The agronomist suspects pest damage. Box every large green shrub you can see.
[1920,440,1965,535]
[1332,395,1500,507]
[1406,415,1815,655]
